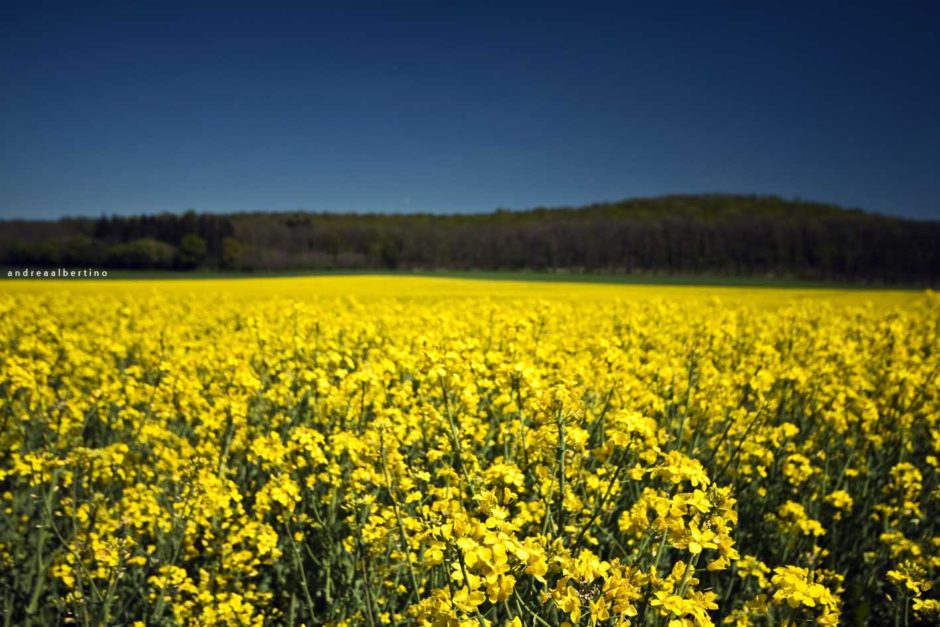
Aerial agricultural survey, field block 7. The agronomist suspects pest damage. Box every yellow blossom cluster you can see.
[0,278,937,625]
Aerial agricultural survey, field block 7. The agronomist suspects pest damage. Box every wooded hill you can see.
[2,194,938,284]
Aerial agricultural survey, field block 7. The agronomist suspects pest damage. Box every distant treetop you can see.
[1,194,937,285]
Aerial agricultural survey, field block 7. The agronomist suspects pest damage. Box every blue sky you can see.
[1,1,938,219]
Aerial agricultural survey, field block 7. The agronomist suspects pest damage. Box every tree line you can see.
[1,195,938,284]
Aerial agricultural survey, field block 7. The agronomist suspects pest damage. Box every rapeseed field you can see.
[0,277,937,625]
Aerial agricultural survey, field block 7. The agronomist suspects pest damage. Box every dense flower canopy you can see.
[1,278,938,625]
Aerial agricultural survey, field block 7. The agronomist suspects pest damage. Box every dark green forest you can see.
[2,194,938,284]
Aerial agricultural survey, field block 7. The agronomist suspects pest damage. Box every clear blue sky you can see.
[2,1,938,219]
